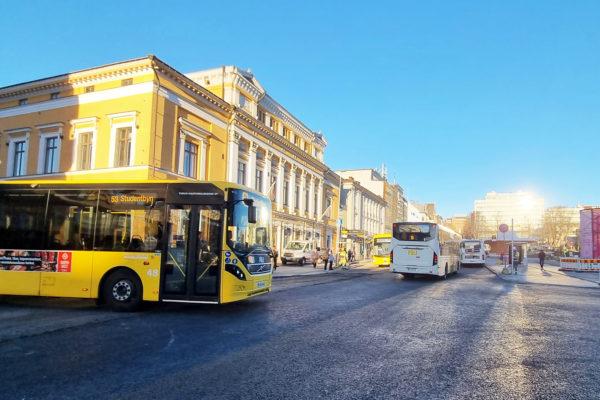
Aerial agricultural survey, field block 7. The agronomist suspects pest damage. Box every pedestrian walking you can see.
[271,247,279,271]
[327,249,335,271]
[348,249,353,264]
[312,247,320,268]
[538,250,546,271]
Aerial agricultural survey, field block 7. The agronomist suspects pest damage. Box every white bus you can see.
[459,239,486,267]
[390,222,460,279]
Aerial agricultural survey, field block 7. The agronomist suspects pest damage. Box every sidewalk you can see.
[272,258,375,278]
[486,261,599,288]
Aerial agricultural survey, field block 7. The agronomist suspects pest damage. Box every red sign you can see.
[499,224,509,233]
[57,252,72,272]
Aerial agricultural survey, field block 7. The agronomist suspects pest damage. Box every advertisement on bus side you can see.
[0,250,72,272]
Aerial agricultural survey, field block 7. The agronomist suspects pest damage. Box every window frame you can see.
[182,140,199,179]
[37,129,62,175]
[108,113,137,168]
[6,132,30,177]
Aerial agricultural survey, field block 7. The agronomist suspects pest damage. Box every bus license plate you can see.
[408,250,417,256]
[256,281,266,289]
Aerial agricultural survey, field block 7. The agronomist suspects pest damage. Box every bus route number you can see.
[146,269,159,278]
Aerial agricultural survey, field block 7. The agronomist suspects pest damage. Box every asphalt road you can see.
[1,267,600,400]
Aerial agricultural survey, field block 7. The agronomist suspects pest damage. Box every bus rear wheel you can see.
[103,270,143,312]
[402,273,414,279]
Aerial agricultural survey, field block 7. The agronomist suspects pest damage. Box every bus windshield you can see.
[461,241,482,252]
[227,189,271,257]
[392,223,434,242]
[286,241,305,250]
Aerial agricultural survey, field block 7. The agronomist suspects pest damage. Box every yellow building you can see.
[0,56,232,183]
[0,57,341,252]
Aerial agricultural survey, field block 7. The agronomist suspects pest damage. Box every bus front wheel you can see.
[441,265,448,280]
[103,270,143,312]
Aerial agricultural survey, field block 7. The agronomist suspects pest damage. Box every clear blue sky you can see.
[1,0,599,217]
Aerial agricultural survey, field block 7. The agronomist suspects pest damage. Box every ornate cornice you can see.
[233,109,329,174]
[0,58,154,99]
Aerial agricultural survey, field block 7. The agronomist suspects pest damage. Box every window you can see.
[46,190,97,250]
[42,135,60,174]
[10,139,28,177]
[305,190,309,212]
[77,131,93,170]
[255,169,263,191]
[283,126,290,138]
[0,190,47,250]
[237,161,246,185]
[50,92,59,100]
[295,185,300,210]
[314,192,318,215]
[239,94,247,109]
[19,99,27,106]
[183,141,198,178]
[294,135,301,146]
[114,126,132,167]
[283,180,289,206]
[258,109,266,123]
[95,191,164,252]
[270,118,279,132]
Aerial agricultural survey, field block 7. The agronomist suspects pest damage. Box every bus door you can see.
[162,205,222,302]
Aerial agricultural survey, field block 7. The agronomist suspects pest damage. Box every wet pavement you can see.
[1,267,600,399]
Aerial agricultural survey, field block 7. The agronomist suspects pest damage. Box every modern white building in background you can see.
[474,191,545,238]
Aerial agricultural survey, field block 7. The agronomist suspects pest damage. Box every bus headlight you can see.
[225,264,246,280]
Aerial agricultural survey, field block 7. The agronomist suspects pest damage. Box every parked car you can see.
[281,241,314,265]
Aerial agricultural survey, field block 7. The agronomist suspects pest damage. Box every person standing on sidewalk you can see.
[538,249,546,271]
[327,249,335,271]
[339,247,348,268]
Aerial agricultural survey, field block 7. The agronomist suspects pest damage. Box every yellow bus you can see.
[372,233,392,267]
[0,180,272,311]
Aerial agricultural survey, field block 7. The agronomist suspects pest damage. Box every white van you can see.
[459,239,486,267]
[390,222,460,279]
[281,241,314,265]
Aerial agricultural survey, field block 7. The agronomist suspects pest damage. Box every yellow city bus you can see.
[0,180,272,311]
[372,233,392,267]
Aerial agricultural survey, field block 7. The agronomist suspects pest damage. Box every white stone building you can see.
[186,66,340,252]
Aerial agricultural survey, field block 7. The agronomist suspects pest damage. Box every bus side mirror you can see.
[248,205,257,224]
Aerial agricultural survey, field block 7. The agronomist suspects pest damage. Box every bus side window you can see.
[0,190,47,250]
[46,190,97,251]
[95,191,165,252]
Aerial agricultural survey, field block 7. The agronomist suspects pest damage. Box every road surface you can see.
[1,267,599,399]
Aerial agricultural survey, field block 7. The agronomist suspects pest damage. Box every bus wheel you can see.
[441,265,448,280]
[402,273,414,279]
[103,270,143,312]
[299,257,305,266]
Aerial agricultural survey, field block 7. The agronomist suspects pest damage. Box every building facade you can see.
[473,191,545,239]
[337,168,406,232]
[186,66,340,253]
[0,56,232,183]
[0,58,342,252]
[338,177,386,258]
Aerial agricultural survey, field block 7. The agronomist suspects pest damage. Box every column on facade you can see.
[226,128,240,183]
[263,150,272,195]
[308,175,315,218]
[276,158,285,211]
[289,165,297,211]
[316,179,323,219]
[298,170,306,216]
[247,142,257,189]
